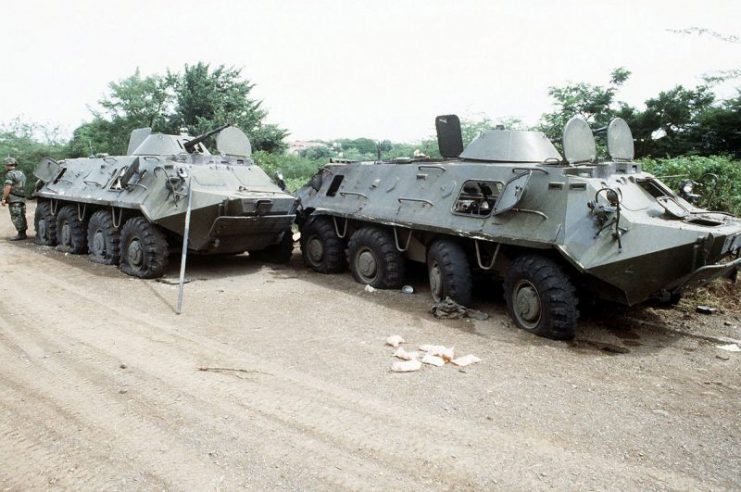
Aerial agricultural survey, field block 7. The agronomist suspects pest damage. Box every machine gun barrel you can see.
[183,123,230,153]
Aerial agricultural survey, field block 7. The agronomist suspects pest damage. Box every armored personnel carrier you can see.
[296,115,741,339]
[33,125,296,278]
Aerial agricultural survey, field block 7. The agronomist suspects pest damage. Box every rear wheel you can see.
[87,210,121,265]
[119,217,169,278]
[348,226,405,289]
[503,255,578,340]
[300,216,345,273]
[34,201,57,246]
[427,239,472,306]
[55,205,87,254]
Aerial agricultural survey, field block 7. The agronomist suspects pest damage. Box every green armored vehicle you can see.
[296,115,741,339]
[34,125,296,278]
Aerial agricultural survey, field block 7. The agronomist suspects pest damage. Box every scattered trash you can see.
[716,354,730,361]
[421,354,445,367]
[118,388,128,394]
[119,363,127,369]
[717,343,740,352]
[364,285,377,293]
[391,359,422,372]
[724,321,734,327]
[393,347,419,361]
[292,232,301,242]
[431,297,488,320]
[386,335,405,348]
[452,354,481,367]
[401,285,414,294]
[385,338,480,371]
[419,344,455,361]
[696,305,717,315]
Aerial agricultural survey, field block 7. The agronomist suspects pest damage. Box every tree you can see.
[68,70,173,156]
[68,63,288,156]
[0,119,67,193]
[167,63,288,151]
[696,90,741,158]
[99,69,173,129]
[618,85,715,157]
[539,67,631,140]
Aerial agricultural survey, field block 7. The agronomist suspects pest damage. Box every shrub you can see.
[641,155,741,215]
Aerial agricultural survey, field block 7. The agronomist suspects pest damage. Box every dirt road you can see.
[1,205,739,490]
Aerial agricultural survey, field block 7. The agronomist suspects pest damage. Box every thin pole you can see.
[176,176,194,314]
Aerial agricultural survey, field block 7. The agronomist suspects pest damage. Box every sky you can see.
[2,0,740,142]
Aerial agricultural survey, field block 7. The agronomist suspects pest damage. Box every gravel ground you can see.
[0,203,739,490]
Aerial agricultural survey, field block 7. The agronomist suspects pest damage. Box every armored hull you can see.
[296,116,741,339]
[34,126,296,278]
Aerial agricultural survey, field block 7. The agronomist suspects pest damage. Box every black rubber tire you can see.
[250,230,294,264]
[300,216,345,273]
[347,226,405,289]
[34,201,57,246]
[503,255,578,340]
[119,217,169,278]
[55,205,87,254]
[427,239,473,306]
[87,209,121,265]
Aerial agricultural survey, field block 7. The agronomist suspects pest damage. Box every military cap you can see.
[3,156,17,166]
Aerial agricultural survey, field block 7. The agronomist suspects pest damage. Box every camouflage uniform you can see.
[4,162,27,235]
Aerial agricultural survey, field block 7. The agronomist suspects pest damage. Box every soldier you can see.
[2,156,28,240]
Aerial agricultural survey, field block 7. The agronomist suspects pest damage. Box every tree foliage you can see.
[539,68,631,140]
[68,64,287,156]
[0,119,67,194]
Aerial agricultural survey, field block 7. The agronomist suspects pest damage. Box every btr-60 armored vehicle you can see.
[34,126,296,278]
[296,115,741,339]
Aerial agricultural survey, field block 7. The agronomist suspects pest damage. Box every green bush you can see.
[252,151,325,192]
[641,155,741,215]
[0,120,67,196]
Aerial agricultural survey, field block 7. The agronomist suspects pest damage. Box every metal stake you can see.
[176,177,194,314]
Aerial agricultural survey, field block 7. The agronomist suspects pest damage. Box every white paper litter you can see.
[386,335,405,348]
[364,285,377,293]
[419,344,455,361]
[391,359,422,372]
[393,347,419,361]
[717,343,741,352]
[421,353,445,367]
[452,354,481,367]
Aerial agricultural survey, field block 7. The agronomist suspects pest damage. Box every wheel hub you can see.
[356,249,377,280]
[92,230,106,255]
[306,236,324,264]
[514,280,542,328]
[128,239,143,267]
[61,222,71,245]
[429,261,442,301]
[38,219,47,240]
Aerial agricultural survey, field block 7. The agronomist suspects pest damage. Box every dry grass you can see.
[683,278,740,315]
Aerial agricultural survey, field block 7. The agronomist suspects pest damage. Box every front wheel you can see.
[119,217,169,278]
[347,226,405,289]
[503,255,578,340]
[34,201,57,246]
[300,216,345,273]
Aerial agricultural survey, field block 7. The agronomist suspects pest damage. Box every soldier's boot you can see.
[8,231,27,241]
